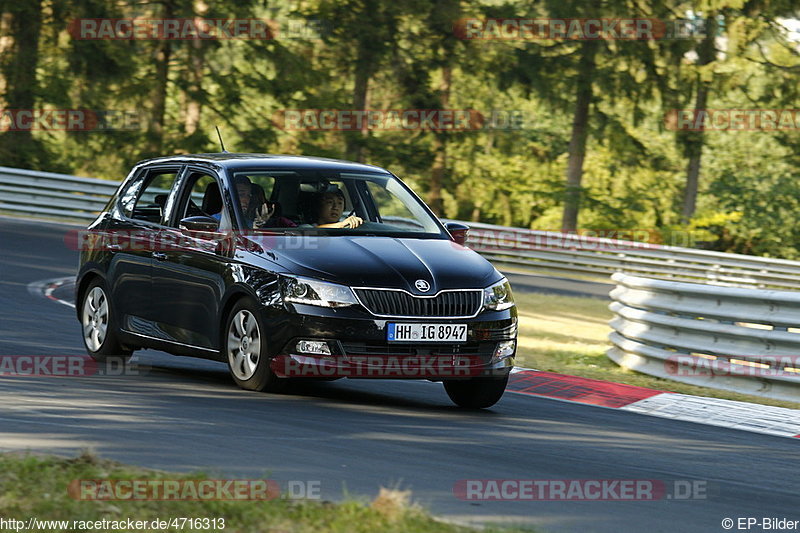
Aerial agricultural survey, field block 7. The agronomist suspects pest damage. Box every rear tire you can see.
[443,375,509,409]
[224,297,288,393]
[80,279,132,363]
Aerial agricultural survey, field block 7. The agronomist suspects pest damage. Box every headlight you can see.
[281,276,358,308]
[483,278,514,311]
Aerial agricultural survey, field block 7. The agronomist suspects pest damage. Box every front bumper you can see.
[263,303,517,380]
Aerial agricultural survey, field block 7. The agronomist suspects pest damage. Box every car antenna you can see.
[215,126,228,153]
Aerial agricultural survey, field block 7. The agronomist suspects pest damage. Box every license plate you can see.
[387,323,467,343]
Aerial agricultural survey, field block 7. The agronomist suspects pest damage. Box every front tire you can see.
[224,297,288,393]
[443,375,509,409]
[80,279,132,363]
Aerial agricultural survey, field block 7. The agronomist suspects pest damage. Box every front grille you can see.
[354,288,482,317]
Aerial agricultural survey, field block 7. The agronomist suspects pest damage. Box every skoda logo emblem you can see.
[415,279,431,292]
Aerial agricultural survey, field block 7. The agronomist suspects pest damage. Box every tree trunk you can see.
[428,65,452,216]
[184,0,207,138]
[0,0,43,161]
[344,41,372,162]
[680,15,717,224]
[184,43,203,136]
[471,205,481,221]
[561,40,598,232]
[146,1,175,155]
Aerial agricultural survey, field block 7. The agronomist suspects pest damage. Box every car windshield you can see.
[226,169,446,238]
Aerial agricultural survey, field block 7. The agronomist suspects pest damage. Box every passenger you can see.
[314,188,363,229]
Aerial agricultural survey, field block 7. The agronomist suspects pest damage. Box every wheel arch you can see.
[217,285,260,351]
[75,270,105,320]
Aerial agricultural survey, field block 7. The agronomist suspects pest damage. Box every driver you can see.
[211,175,252,225]
[314,188,363,229]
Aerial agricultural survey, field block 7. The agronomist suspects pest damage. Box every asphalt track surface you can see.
[1,217,798,533]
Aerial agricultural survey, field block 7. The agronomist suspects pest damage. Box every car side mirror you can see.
[445,222,469,246]
[180,216,219,233]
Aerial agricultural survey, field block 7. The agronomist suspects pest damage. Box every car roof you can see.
[136,153,392,174]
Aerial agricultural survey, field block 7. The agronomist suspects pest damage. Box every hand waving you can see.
[253,202,275,228]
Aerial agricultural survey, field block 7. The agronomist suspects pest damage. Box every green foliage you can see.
[1,0,799,257]
[695,132,800,257]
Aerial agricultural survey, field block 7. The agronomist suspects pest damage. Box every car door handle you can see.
[106,244,122,251]
[152,252,167,261]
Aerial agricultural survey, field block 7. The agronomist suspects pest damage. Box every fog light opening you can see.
[493,340,515,361]
[295,340,332,356]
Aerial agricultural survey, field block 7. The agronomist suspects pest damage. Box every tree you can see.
[500,0,663,232]
[678,13,718,224]
[0,0,45,168]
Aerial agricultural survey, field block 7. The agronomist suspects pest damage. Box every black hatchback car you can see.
[76,154,517,408]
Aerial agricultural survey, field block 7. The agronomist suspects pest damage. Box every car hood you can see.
[245,236,501,293]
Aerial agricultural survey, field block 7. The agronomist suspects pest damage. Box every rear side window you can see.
[119,169,179,224]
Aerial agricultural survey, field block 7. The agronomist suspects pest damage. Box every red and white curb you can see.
[28,277,76,309]
[508,367,800,439]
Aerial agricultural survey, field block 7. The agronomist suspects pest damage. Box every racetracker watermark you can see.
[272,355,486,378]
[64,228,700,254]
[665,109,800,131]
[0,355,140,377]
[0,109,141,131]
[68,18,327,40]
[68,479,321,500]
[454,479,708,501]
[466,228,702,252]
[274,109,525,131]
[454,18,718,40]
[63,229,326,253]
[1,518,226,532]
[666,355,800,378]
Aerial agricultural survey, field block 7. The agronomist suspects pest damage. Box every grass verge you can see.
[513,291,800,410]
[0,452,533,533]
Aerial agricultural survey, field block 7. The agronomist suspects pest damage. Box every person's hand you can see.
[253,202,275,228]
[336,215,363,229]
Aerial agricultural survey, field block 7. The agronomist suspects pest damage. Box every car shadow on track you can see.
[130,355,503,416]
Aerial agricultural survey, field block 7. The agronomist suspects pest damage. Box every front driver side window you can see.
[177,174,220,221]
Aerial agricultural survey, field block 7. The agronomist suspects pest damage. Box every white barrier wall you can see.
[608,273,800,402]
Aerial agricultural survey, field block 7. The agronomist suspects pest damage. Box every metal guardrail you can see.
[5,165,800,290]
[0,166,119,220]
[608,273,800,401]
[463,221,800,290]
